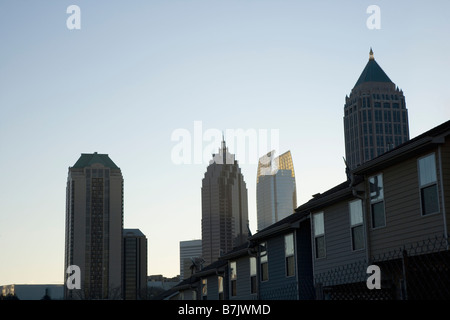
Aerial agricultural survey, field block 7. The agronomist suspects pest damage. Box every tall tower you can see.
[201,139,249,266]
[64,152,124,300]
[256,150,297,231]
[344,49,410,169]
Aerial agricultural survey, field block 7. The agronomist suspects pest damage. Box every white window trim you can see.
[284,233,296,278]
[418,153,440,216]
[349,199,365,251]
[260,242,269,282]
[313,212,326,259]
[229,261,237,297]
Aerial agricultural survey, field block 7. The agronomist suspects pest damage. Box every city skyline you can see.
[1,1,450,286]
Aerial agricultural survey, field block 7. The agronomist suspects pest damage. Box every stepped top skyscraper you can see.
[201,139,249,266]
[344,49,410,170]
[64,152,124,300]
[256,150,297,231]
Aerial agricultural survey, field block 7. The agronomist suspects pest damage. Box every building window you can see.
[260,242,269,282]
[250,257,257,294]
[230,261,237,297]
[418,153,439,215]
[285,233,295,277]
[349,199,365,250]
[313,212,325,259]
[218,276,224,300]
[201,279,207,300]
[369,174,385,228]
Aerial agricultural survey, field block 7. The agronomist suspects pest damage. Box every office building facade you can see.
[179,239,202,280]
[64,152,124,300]
[123,229,148,300]
[256,150,297,231]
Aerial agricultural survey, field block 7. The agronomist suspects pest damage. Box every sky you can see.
[0,0,449,285]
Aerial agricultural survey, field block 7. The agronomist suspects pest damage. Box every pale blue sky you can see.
[0,1,449,284]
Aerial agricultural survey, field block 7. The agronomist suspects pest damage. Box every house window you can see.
[349,199,364,250]
[260,242,268,282]
[230,261,237,297]
[201,279,207,300]
[285,233,295,277]
[418,153,439,215]
[250,257,257,294]
[313,212,325,258]
[218,276,224,300]
[369,174,385,228]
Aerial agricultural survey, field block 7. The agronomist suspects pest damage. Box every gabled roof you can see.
[354,49,392,88]
[72,152,119,169]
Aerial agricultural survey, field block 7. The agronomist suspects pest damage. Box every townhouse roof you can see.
[249,210,310,242]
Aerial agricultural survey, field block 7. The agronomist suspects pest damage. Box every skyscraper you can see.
[64,152,124,300]
[123,229,148,300]
[201,139,249,266]
[256,150,297,231]
[344,49,410,169]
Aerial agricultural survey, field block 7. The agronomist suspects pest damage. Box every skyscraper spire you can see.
[344,50,410,169]
[221,131,226,150]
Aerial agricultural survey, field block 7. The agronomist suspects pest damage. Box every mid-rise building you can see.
[179,240,202,280]
[123,229,148,300]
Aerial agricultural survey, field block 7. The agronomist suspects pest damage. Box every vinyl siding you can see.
[369,148,446,258]
[202,275,218,300]
[259,234,298,300]
[296,221,315,299]
[312,199,367,285]
[229,256,253,300]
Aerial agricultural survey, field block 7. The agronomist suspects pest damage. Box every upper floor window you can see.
[418,153,439,215]
[369,174,385,228]
[260,242,269,282]
[201,279,207,300]
[285,233,295,277]
[230,261,237,297]
[250,257,257,294]
[349,199,365,250]
[313,212,325,258]
[218,276,224,300]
